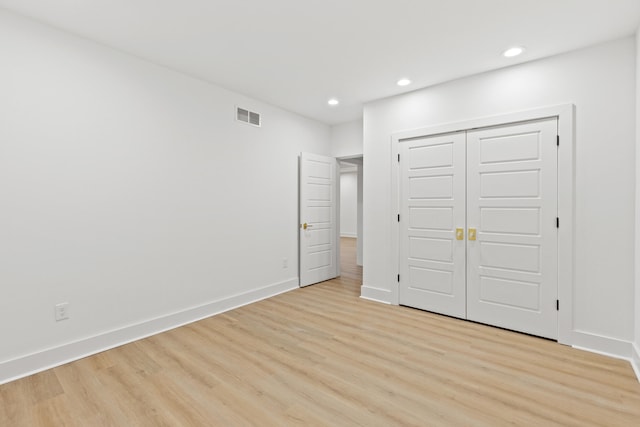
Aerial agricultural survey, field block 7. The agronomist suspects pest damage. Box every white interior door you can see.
[466,118,558,339]
[398,132,466,318]
[299,152,339,287]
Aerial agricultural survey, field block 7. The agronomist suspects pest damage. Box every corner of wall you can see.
[635,27,640,382]
[360,286,392,304]
[632,342,640,382]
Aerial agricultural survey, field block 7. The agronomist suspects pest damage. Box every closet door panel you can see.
[466,119,558,339]
[398,132,466,318]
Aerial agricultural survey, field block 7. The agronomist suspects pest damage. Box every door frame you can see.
[389,104,575,345]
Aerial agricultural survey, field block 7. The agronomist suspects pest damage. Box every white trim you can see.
[390,104,575,345]
[571,330,632,360]
[632,343,640,382]
[0,278,298,385]
[340,166,358,173]
[390,135,400,305]
[360,286,392,304]
[335,157,342,278]
[340,232,357,238]
[556,105,575,345]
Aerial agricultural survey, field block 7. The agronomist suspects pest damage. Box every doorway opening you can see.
[298,153,363,289]
[338,156,363,271]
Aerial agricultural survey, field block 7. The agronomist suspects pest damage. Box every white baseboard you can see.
[340,233,357,238]
[360,286,392,304]
[571,330,633,361]
[0,278,299,385]
[632,342,640,383]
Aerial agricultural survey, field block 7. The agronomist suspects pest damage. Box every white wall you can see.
[363,37,636,356]
[331,119,363,158]
[634,29,640,378]
[340,171,358,237]
[0,9,331,382]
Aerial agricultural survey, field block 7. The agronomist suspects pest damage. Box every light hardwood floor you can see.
[1,237,639,426]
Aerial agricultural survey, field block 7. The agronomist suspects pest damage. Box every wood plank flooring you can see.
[1,237,639,426]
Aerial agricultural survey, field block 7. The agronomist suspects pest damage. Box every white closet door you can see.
[399,132,466,318]
[466,118,558,339]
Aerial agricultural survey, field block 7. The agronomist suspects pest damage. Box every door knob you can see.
[468,228,477,241]
[302,223,313,230]
[455,228,464,240]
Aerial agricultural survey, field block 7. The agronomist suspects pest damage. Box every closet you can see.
[398,118,558,339]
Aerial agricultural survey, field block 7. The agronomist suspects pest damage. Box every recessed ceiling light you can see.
[328,98,339,106]
[397,78,412,87]
[503,46,525,58]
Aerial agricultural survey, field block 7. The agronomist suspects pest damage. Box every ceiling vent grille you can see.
[236,107,261,127]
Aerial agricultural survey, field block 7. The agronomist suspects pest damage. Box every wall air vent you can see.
[236,107,261,127]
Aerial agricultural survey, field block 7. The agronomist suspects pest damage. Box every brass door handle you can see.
[302,223,313,230]
[455,228,464,240]
[468,228,477,241]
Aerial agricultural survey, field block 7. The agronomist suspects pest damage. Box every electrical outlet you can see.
[282,258,288,268]
[55,302,69,321]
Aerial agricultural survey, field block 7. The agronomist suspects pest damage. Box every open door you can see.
[299,152,339,287]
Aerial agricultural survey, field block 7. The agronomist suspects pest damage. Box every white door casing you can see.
[466,118,558,339]
[398,132,466,318]
[299,152,339,287]
[396,116,560,339]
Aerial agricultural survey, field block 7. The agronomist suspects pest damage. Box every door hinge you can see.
[397,274,400,282]
[556,300,559,311]
[397,214,400,222]
[557,135,560,146]
[556,217,559,228]
[397,153,400,162]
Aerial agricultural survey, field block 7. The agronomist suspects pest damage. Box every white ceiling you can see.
[1,0,639,125]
